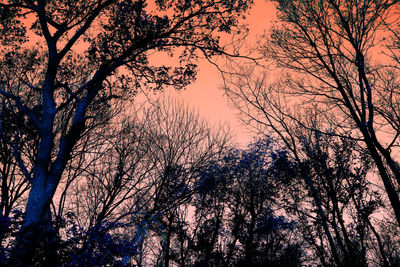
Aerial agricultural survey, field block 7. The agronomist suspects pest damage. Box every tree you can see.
[60,96,230,265]
[0,0,253,264]
[131,96,229,266]
[189,138,302,266]
[225,0,400,229]
[124,137,303,266]
[260,0,400,227]
[224,63,400,265]
[0,100,32,244]
[292,132,382,266]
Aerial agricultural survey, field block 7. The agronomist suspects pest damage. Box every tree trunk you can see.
[12,204,58,266]
[303,174,342,266]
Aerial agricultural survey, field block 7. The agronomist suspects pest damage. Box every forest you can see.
[1,0,400,266]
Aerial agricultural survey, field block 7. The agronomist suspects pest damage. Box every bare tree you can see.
[62,96,230,265]
[258,0,400,226]
[0,0,252,264]
[224,62,400,265]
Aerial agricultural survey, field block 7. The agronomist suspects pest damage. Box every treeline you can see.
[1,0,400,266]
[1,97,399,266]
[224,0,400,265]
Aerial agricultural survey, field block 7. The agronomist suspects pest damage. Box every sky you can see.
[22,0,277,147]
[157,0,277,147]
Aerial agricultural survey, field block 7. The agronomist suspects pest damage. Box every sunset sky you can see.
[158,0,276,147]
[21,0,275,146]
[4,2,400,265]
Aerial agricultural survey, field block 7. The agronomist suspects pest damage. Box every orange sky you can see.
[21,0,276,147]
[161,0,277,147]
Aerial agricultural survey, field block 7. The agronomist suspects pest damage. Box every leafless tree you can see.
[0,0,252,263]
[258,0,400,226]
[61,96,230,265]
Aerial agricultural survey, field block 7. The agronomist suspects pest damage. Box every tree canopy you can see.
[0,0,252,265]
[3,0,400,266]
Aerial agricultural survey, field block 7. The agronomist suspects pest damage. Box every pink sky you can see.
[162,0,277,147]
[23,0,277,147]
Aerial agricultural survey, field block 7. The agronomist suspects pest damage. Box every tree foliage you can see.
[3,0,400,266]
[0,0,252,264]
[223,0,400,265]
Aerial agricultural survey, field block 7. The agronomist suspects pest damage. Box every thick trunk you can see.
[11,204,58,266]
[12,159,60,266]
[23,171,52,227]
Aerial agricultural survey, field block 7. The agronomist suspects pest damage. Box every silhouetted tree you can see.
[59,97,230,265]
[224,0,400,263]
[263,0,400,226]
[224,66,395,266]
[188,138,303,266]
[0,101,32,244]
[0,0,252,264]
